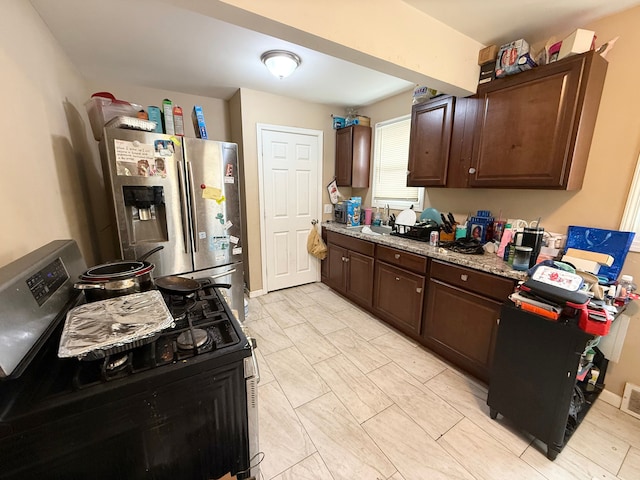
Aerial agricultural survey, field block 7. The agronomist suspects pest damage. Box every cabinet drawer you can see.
[376,245,427,274]
[430,260,514,302]
[327,231,374,257]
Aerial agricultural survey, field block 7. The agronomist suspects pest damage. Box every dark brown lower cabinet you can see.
[422,279,502,382]
[421,260,515,382]
[347,251,374,307]
[373,261,425,336]
[324,230,374,309]
[322,232,517,384]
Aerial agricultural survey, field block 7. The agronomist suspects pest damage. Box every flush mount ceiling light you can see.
[261,50,301,79]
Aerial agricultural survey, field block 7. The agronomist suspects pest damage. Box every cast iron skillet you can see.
[155,275,232,295]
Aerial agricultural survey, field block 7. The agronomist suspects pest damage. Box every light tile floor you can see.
[245,282,640,480]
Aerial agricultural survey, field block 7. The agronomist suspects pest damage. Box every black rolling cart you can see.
[487,302,608,460]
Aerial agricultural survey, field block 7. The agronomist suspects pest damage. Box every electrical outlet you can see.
[323,204,333,214]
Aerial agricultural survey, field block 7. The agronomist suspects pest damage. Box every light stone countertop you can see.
[323,222,528,282]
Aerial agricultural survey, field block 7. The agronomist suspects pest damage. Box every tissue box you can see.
[558,29,595,60]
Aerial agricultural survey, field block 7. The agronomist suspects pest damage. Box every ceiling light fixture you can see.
[261,50,301,79]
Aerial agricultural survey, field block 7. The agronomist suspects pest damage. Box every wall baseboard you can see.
[248,289,266,298]
[599,389,622,408]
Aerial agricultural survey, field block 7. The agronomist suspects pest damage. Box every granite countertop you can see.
[323,222,528,282]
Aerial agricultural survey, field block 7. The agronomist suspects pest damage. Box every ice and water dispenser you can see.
[122,186,168,243]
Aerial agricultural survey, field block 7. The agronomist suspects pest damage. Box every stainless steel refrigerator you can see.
[98,128,245,321]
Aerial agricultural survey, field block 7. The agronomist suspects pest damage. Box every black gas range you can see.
[0,240,258,480]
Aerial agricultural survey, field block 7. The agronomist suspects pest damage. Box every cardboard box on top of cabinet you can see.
[478,45,498,65]
[558,29,595,60]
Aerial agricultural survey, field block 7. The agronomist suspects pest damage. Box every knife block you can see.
[440,225,456,242]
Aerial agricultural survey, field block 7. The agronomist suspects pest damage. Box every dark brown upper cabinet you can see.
[407,95,477,188]
[469,50,608,189]
[335,125,372,187]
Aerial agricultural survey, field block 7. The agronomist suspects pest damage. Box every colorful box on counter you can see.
[346,197,361,226]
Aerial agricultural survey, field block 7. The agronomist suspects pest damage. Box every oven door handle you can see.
[247,337,260,383]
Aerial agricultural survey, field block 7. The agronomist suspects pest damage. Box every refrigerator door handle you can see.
[210,268,237,280]
[177,160,190,254]
[186,161,199,253]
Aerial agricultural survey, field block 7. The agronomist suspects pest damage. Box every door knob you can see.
[394,254,400,259]
[416,288,422,293]
[460,274,468,281]
[468,167,476,174]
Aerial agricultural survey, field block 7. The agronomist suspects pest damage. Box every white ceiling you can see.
[30,0,640,108]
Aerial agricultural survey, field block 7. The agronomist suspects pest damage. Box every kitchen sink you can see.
[346,225,393,235]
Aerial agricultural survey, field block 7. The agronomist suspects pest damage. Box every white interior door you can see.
[259,126,321,292]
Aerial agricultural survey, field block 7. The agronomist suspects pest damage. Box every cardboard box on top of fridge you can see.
[558,29,595,60]
[192,105,208,139]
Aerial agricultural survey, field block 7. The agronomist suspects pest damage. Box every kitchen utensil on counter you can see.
[58,290,175,360]
[440,213,453,233]
[155,275,231,295]
[447,212,456,226]
[395,208,417,234]
[513,227,545,268]
[420,207,442,224]
[513,246,533,271]
[74,246,163,302]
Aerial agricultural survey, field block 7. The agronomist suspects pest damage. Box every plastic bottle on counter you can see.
[616,275,636,304]
[373,208,382,226]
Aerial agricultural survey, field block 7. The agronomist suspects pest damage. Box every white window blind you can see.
[371,115,424,210]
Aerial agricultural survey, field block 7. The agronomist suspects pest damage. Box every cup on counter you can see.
[512,246,533,271]
[364,208,373,225]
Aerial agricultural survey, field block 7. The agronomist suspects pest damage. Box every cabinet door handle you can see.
[416,287,422,294]
[341,256,346,262]
[460,274,468,281]
[395,277,400,281]
[344,257,350,263]
[394,254,400,259]
[468,167,476,174]
[496,318,500,325]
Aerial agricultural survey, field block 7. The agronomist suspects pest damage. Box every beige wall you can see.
[0,0,98,266]
[86,80,231,142]
[233,88,336,292]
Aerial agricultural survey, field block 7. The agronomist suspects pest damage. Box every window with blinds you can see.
[371,115,424,210]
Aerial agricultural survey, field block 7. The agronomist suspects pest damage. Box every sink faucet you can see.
[384,204,390,225]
